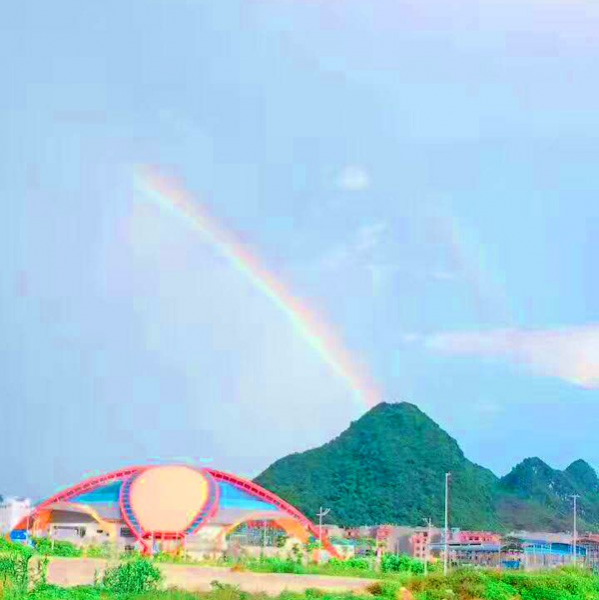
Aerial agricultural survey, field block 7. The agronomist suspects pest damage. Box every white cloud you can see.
[337,165,370,192]
[425,325,599,389]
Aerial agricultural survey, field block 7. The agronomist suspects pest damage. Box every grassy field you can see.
[6,539,599,599]
[21,565,599,600]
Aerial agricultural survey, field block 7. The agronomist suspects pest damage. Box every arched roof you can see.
[11,465,338,557]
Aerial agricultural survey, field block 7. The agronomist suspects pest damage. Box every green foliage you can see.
[8,560,599,600]
[102,557,163,593]
[242,557,306,574]
[0,538,33,594]
[152,552,194,565]
[381,554,424,574]
[82,544,111,559]
[27,585,103,600]
[365,580,404,598]
[482,580,518,600]
[333,558,371,571]
[255,402,599,530]
[275,535,289,549]
[31,556,50,589]
[408,567,599,600]
[119,548,143,560]
[498,457,599,531]
[254,402,501,529]
[208,581,252,600]
[31,539,82,558]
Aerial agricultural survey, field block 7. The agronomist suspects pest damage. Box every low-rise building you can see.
[455,531,501,545]
[410,528,443,560]
[0,498,32,533]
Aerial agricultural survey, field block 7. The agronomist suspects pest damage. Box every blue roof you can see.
[71,481,122,504]
[524,543,585,557]
[217,481,277,512]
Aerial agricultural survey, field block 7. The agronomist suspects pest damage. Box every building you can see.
[10,464,339,559]
[454,531,501,545]
[411,529,498,563]
[520,540,585,570]
[321,524,345,539]
[330,538,357,559]
[577,536,599,570]
[0,498,32,533]
[410,528,443,560]
[507,530,572,545]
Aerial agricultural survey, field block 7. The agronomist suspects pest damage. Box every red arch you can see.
[206,469,339,558]
[12,466,143,533]
[12,465,339,559]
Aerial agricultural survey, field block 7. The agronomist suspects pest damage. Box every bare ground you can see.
[46,558,375,594]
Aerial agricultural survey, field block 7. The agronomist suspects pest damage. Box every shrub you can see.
[366,580,403,598]
[342,558,372,571]
[102,557,163,593]
[32,538,82,558]
[246,557,306,574]
[209,580,250,600]
[381,554,425,575]
[483,579,519,600]
[83,544,111,559]
[0,538,34,593]
[28,584,103,600]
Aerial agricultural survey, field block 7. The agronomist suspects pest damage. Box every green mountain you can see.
[255,402,599,532]
[255,402,501,529]
[498,457,599,531]
[566,459,599,494]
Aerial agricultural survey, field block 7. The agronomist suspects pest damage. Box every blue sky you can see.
[2,0,598,498]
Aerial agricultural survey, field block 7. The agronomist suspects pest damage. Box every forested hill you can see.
[254,402,599,531]
[255,402,499,529]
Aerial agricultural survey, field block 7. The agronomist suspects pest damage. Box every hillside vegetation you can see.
[255,402,599,531]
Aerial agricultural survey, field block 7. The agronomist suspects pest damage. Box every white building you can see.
[0,497,32,533]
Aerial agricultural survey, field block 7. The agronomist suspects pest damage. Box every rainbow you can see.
[133,166,382,409]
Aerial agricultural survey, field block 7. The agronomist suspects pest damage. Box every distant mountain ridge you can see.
[254,402,599,532]
[498,456,599,531]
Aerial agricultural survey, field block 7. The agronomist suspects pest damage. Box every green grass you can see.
[408,566,599,600]
[192,555,424,580]
[9,538,599,600]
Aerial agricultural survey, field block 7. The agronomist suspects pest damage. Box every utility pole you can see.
[316,507,330,565]
[423,518,433,576]
[571,495,580,564]
[444,472,451,576]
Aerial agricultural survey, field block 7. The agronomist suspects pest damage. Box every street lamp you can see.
[444,472,451,576]
[571,495,580,565]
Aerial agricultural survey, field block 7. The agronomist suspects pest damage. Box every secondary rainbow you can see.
[133,166,382,408]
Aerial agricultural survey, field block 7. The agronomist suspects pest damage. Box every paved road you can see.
[46,558,374,594]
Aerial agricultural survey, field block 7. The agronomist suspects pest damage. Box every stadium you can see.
[10,464,338,559]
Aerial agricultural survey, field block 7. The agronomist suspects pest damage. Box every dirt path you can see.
[46,558,375,594]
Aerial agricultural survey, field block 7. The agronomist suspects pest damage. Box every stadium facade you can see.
[10,464,338,558]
